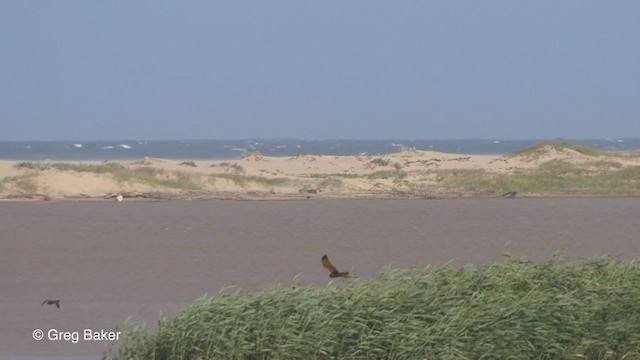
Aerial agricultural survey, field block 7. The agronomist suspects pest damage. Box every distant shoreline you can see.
[1,141,640,201]
[1,138,639,161]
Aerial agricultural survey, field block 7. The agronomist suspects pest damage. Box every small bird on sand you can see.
[116,194,124,202]
[322,255,351,278]
[502,191,517,198]
[41,300,60,308]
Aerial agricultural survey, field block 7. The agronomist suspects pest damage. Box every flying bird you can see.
[41,300,60,308]
[322,255,351,278]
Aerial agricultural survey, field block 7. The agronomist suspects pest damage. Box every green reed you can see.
[109,258,640,359]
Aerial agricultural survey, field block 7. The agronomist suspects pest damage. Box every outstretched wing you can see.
[41,299,60,308]
[322,255,339,274]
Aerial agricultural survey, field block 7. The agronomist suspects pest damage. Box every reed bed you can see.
[109,258,640,359]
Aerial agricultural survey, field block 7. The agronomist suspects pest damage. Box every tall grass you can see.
[109,258,640,360]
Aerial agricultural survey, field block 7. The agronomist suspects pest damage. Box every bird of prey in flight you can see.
[322,255,351,278]
[41,300,60,308]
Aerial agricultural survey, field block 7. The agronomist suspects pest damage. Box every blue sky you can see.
[1,1,638,140]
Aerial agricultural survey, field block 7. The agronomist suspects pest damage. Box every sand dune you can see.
[2,142,640,200]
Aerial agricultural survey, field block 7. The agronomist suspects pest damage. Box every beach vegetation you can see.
[12,174,39,193]
[239,151,265,161]
[509,141,640,160]
[367,157,391,168]
[0,176,11,192]
[429,169,495,192]
[307,173,361,179]
[426,161,640,195]
[109,257,640,360]
[49,162,125,174]
[179,161,197,167]
[14,161,48,170]
[108,166,203,190]
[367,170,396,180]
[585,160,624,169]
[13,162,204,190]
[316,177,343,191]
[152,171,202,190]
[367,170,407,181]
[509,141,597,159]
[214,162,245,174]
[505,162,640,194]
[209,173,292,188]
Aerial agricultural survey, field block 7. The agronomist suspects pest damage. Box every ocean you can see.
[1,138,639,161]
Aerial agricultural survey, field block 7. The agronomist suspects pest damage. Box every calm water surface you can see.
[1,198,639,358]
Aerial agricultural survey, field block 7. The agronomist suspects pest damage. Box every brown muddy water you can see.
[1,198,639,358]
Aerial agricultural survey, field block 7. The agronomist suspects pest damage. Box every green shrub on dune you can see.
[508,141,640,159]
[110,258,640,360]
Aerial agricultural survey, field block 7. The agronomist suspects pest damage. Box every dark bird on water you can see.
[41,300,60,308]
[502,191,517,198]
[322,255,351,278]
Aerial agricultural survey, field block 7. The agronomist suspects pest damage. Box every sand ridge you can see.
[2,143,640,200]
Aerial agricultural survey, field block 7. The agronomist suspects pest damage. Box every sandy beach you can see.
[2,143,640,201]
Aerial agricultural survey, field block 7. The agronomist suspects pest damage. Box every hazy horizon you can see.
[2,2,639,141]
[2,136,639,143]
[3,138,639,162]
